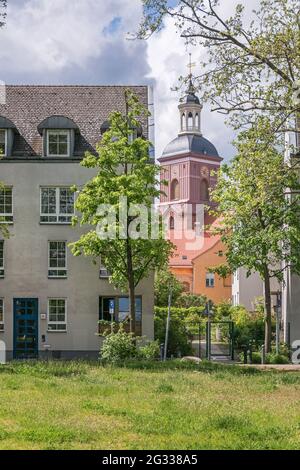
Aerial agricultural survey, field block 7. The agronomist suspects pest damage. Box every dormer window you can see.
[0,117,18,158]
[47,130,70,157]
[0,129,6,156]
[37,115,79,158]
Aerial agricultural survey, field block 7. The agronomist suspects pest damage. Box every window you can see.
[181,113,186,131]
[170,179,180,201]
[118,297,142,323]
[99,297,142,324]
[48,299,67,331]
[0,129,6,156]
[0,299,3,331]
[200,179,209,201]
[169,216,175,230]
[40,187,74,223]
[128,129,137,144]
[0,240,4,277]
[182,282,190,293]
[100,265,110,278]
[47,130,70,157]
[206,272,215,288]
[0,187,13,223]
[48,241,67,278]
[187,112,193,130]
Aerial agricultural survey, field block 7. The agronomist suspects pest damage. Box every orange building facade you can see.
[159,79,232,304]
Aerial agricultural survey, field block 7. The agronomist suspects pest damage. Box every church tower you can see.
[159,79,222,226]
[158,77,232,302]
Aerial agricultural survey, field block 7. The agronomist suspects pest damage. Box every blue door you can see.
[14,299,39,359]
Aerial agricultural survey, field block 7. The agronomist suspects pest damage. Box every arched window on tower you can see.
[181,113,186,131]
[200,179,209,201]
[188,112,193,131]
[170,179,180,201]
[182,282,190,293]
[169,216,175,230]
[195,113,199,131]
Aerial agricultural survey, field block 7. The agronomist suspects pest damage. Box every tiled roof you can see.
[169,231,221,267]
[0,85,148,158]
[168,218,224,267]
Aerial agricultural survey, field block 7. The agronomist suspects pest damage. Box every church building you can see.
[159,80,232,304]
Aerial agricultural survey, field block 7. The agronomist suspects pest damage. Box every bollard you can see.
[248,344,253,364]
[160,343,164,361]
[243,347,248,364]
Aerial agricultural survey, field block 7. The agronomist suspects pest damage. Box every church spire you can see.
[178,54,203,136]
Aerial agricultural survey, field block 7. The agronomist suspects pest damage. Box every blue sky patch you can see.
[103,16,122,36]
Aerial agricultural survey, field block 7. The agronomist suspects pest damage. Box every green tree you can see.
[210,118,300,352]
[138,0,300,133]
[71,91,173,333]
[154,268,184,307]
[0,0,6,28]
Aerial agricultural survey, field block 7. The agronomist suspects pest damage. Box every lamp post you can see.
[164,287,172,361]
[275,290,282,355]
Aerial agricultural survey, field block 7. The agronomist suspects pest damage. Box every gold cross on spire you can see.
[187,53,196,78]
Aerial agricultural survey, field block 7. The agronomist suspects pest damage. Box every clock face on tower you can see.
[201,166,209,178]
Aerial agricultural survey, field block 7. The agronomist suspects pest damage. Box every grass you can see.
[0,360,300,450]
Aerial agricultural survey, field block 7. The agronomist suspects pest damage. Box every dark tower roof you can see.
[162,134,219,158]
[181,79,200,105]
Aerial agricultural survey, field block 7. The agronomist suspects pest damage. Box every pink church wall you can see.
[160,157,221,205]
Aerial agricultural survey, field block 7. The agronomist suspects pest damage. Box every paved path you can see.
[183,357,300,371]
[239,364,300,372]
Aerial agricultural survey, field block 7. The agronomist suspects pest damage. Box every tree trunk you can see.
[128,276,136,335]
[126,238,136,334]
[263,266,272,353]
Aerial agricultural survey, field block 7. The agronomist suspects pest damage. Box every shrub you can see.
[154,306,206,320]
[238,350,262,364]
[250,352,262,364]
[100,329,137,364]
[266,353,289,365]
[138,340,160,360]
[213,300,232,319]
[176,293,207,309]
[154,310,193,357]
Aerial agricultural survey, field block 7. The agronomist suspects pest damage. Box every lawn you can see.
[0,360,300,450]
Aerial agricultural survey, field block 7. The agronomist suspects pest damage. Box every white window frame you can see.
[99,266,110,278]
[0,240,4,277]
[47,129,70,157]
[0,129,7,157]
[40,187,75,224]
[48,241,67,278]
[0,186,13,224]
[206,272,215,288]
[0,298,4,331]
[99,257,110,278]
[47,298,67,332]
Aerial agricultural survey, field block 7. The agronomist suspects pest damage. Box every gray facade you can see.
[0,86,154,360]
[282,129,300,345]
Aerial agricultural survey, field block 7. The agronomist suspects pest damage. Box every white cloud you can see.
[147,15,235,161]
[147,0,263,161]
[0,0,143,73]
[0,0,263,161]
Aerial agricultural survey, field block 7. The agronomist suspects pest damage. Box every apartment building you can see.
[0,85,154,359]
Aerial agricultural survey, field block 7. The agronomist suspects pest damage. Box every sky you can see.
[0,0,261,161]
